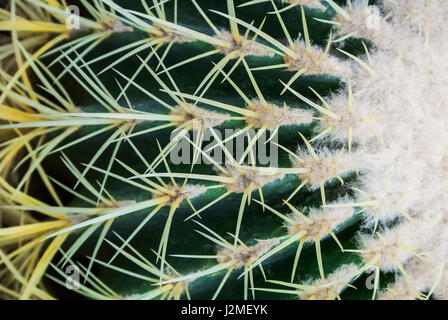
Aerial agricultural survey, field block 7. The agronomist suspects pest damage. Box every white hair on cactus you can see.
[291,146,360,189]
[299,264,359,300]
[316,90,381,145]
[354,175,417,224]
[215,30,276,57]
[333,0,392,42]
[284,39,351,75]
[286,206,354,241]
[377,278,421,300]
[357,222,421,272]
[312,0,448,296]
[382,0,448,36]
[217,238,280,269]
[319,0,448,296]
[165,184,208,205]
[171,105,230,129]
[223,166,285,193]
[247,100,314,129]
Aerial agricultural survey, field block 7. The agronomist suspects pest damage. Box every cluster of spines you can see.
[0,0,447,301]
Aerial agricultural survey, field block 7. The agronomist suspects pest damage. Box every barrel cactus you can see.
[1,0,447,300]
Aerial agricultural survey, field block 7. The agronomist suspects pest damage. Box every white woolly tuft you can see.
[247,100,314,129]
[286,205,354,241]
[292,146,361,189]
[333,0,392,42]
[285,39,352,75]
[299,264,359,300]
[311,0,448,295]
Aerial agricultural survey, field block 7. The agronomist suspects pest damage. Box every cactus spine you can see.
[0,0,447,300]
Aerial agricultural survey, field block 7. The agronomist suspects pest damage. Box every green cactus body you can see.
[0,0,447,301]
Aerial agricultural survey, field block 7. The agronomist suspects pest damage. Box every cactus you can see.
[0,0,447,300]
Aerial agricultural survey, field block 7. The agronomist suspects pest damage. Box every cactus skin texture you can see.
[0,0,448,300]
